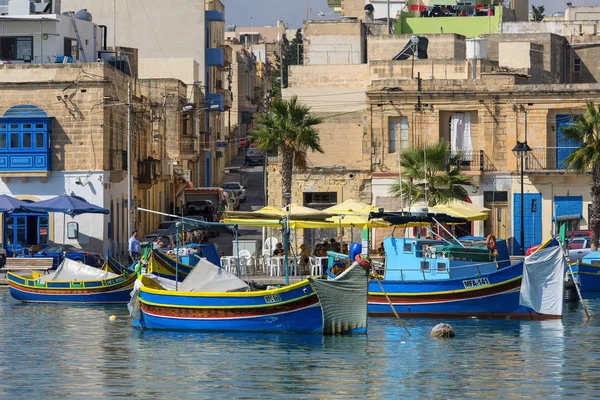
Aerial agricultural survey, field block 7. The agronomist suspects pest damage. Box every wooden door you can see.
[484,203,508,240]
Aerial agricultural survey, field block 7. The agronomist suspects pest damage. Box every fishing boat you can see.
[568,251,600,292]
[129,256,371,334]
[8,258,137,304]
[330,211,568,319]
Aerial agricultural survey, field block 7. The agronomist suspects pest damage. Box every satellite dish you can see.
[364,4,374,13]
[410,35,420,44]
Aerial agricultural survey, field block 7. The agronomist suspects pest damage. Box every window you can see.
[22,133,31,148]
[420,261,430,270]
[182,114,190,136]
[574,57,581,73]
[0,37,33,61]
[400,117,409,150]
[437,262,447,272]
[403,242,412,252]
[35,133,45,148]
[484,191,508,203]
[9,133,18,149]
[64,38,79,60]
[0,134,6,149]
[388,117,399,153]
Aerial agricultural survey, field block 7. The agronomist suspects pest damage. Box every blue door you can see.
[556,114,581,169]
[513,193,542,255]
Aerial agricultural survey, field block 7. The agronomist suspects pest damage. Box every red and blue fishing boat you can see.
[129,257,371,334]
[8,258,136,304]
[337,211,567,319]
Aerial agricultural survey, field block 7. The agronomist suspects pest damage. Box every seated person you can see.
[299,244,311,272]
[377,242,385,256]
[273,242,285,256]
[313,244,323,257]
[342,243,349,254]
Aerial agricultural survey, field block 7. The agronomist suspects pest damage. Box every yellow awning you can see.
[323,199,380,215]
[431,200,490,221]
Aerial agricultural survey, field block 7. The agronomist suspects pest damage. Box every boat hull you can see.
[135,280,325,333]
[368,261,560,319]
[569,263,600,292]
[149,250,194,282]
[7,272,136,304]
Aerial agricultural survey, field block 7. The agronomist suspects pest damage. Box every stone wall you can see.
[304,20,366,65]
[367,34,466,61]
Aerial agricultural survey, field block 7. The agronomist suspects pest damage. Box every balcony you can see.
[138,158,161,188]
[206,93,225,112]
[217,88,232,110]
[180,136,198,158]
[221,45,233,67]
[449,150,495,173]
[206,10,224,22]
[110,150,127,171]
[526,147,580,171]
[0,118,53,178]
[206,48,224,67]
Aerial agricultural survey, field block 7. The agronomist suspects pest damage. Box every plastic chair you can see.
[309,256,323,276]
[263,237,278,256]
[267,257,281,277]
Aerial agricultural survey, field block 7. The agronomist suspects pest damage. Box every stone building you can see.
[269,16,600,253]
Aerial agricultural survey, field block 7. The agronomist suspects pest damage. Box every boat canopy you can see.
[37,258,118,283]
[368,211,468,225]
[177,258,249,292]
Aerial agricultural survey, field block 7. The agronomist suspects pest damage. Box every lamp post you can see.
[512,140,532,255]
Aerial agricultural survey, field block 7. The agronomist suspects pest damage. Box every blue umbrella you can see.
[22,194,109,215]
[0,194,28,212]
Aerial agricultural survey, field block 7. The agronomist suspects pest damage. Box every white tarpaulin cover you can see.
[37,258,118,283]
[519,245,567,316]
[177,259,249,292]
[128,274,177,320]
[451,112,473,153]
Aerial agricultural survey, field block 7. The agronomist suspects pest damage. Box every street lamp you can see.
[512,140,532,255]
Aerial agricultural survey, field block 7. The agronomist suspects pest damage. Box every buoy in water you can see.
[109,315,117,321]
[430,323,455,339]
[563,280,579,303]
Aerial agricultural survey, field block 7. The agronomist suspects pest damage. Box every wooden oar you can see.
[375,277,411,336]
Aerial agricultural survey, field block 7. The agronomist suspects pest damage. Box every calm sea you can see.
[1,288,599,399]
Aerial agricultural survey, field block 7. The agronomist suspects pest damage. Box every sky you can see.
[221,0,595,29]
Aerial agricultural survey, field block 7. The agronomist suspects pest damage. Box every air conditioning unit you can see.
[373,157,381,164]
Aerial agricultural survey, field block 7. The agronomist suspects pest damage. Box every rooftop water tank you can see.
[466,37,488,60]
[74,8,92,21]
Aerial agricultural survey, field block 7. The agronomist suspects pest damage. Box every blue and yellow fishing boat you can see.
[569,251,600,292]
[130,257,371,334]
[8,258,136,304]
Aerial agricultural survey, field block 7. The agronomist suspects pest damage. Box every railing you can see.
[526,147,579,171]
[138,159,161,185]
[449,150,495,172]
[180,136,197,154]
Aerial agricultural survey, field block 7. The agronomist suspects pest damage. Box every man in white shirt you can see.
[128,230,141,263]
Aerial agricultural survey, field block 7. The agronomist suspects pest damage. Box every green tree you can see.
[562,102,600,250]
[250,96,323,206]
[531,5,545,21]
[390,142,472,207]
[269,30,304,99]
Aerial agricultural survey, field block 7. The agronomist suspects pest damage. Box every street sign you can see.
[240,137,247,147]
[216,141,227,148]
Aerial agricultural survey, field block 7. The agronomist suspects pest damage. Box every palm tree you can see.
[390,142,472,207]
[250,96,324,207]
[562,102,600,250]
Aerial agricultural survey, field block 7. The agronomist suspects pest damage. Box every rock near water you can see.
[430,323,455,339]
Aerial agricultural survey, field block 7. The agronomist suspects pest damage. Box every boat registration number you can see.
[462,277,491,289]
[264,294,282,304]
[105,276,125,286]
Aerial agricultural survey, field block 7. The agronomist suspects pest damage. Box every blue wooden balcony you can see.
[206,93,225,112]
[0,105,53,177]
[206,48,224,67]
[206,10,224,22]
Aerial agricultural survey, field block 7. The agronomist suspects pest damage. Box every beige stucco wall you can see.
[304,20,365,65]
[368,34,467,61]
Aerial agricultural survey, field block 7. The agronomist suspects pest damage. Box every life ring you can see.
[485,234,497,253]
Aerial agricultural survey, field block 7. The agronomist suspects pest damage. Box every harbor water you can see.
[1,288,600,399]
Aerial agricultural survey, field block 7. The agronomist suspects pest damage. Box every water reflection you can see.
[1,289,600,398]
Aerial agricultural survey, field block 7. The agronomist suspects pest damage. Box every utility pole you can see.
[127,81,132,240]
[387,0,391,34]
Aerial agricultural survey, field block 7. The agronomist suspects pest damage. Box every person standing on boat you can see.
[128,230,141,264]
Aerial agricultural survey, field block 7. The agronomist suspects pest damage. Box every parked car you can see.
[24,244,104,268]
[245,148,264,166]
[224,189,240,210]
[568,237,595,261]
[223,182,246,202]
